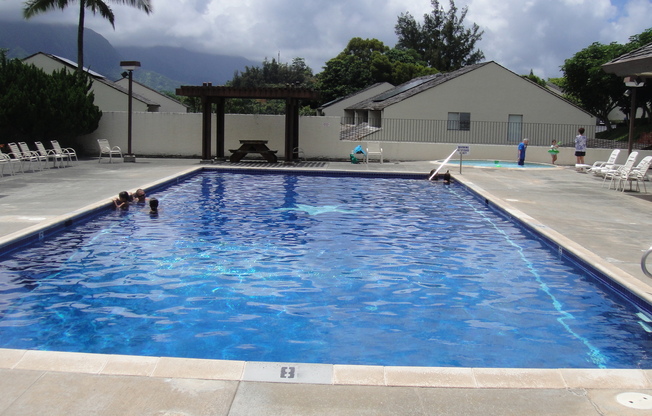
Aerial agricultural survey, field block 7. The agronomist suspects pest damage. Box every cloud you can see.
[1,0,650,79]
[466,0,651,78]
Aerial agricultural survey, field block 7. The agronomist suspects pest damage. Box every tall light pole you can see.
[120,60,140,162]
[624,76,645,155]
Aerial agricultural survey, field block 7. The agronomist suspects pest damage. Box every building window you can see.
[448,112,471,131]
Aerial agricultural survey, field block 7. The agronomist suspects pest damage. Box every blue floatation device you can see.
[353,145,366,155]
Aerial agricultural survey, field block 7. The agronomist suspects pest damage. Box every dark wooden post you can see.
[285,98,294,162]
[627,87,636,155]
[216,97,225,159]
[201,96,212,161]
[291,98,300,160]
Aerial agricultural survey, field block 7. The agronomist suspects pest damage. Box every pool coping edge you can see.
[1,348,651,389]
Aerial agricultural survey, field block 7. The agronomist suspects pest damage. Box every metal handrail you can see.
[429,148,458,180]
[642,246,652,278]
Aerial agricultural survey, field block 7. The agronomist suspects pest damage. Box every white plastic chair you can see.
[8,142,37,172]
[51,140,78,166]
[618,155,652,192]
[0,152,19,176]
[588,149,620,176]
[603,151,638,189]
[365,142,383,164]
[17,142,47,170]
[97,139,122,163]
[35,141,64,168]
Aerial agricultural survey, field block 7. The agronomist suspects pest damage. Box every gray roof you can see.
[319,82,394,110]
[346,62,489,111]
[602,42,652,77]
[346,60,593,117]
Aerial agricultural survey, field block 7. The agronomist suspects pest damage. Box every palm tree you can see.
[23,0,152,73]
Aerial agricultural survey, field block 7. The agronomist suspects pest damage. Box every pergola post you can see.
[284,98,297,162]
[176,85,319,162]
[291,98,300,160]
[216,98,225,159]
[201,96,212,162]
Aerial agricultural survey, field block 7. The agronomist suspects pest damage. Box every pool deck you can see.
[1,157,651,415]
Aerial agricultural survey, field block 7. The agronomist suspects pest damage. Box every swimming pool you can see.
[0,170,650,369]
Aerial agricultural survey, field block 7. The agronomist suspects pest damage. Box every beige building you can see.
[344,61,596,146]
[22,52,186,113]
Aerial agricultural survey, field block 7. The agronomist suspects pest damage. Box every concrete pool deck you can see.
[0,157,651,415]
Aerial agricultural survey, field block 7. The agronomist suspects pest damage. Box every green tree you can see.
[23,0,152,73]
[0,51,102,144]
[522,70,547,87]
[319,38,388,97]
[395,0,484,72]
[316,38,437,103]
[225,57,316,115]
[230,57,314,88]
[561,42,629,128]
[627,27,652,49]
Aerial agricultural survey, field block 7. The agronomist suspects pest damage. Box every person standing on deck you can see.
[575,127,587,167]
[517,138,529,166]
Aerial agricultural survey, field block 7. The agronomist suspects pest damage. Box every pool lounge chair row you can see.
[588,149,652,192]
[0,141,77,176]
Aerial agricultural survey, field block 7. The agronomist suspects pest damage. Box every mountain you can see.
[0,20,258,92]
[116,45,257,87]
[0,20,124,79]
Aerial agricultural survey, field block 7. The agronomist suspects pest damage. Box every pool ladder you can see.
[642,246,652,278]
[429,148,458,180]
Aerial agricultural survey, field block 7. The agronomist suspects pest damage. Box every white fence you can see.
[78,112,650,165]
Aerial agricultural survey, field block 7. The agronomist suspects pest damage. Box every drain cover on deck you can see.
[616,392,652,409]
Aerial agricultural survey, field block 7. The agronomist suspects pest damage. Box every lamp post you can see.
[120,60,140,162]
[624,76,645,155]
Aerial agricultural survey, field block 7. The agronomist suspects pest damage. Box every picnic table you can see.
[229,140,278,163]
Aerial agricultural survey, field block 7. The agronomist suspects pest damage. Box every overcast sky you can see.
[1,0,650,79]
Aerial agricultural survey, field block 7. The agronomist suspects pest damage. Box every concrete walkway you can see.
[0,158,651,415]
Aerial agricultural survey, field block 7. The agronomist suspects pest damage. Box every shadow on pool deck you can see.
[0,158,651,415]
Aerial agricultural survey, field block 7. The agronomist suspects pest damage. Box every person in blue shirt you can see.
[517,138,529,166]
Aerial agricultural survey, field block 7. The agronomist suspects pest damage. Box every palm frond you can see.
[23,0,72,18]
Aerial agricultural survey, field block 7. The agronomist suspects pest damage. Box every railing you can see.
[339,118,642,149]
[642,246,652,278]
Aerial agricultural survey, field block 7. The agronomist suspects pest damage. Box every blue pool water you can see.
[442,160,554,168]
[0,171,650,369]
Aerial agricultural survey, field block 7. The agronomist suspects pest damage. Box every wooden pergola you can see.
[176,84,320,162]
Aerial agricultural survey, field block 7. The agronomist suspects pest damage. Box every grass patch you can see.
[596,120,651,143]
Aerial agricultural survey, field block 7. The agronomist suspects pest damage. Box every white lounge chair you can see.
[35,141,65,168]
[617,155,652,192]
[8,142,39,172]
[4,143,23,173]
[97,139,122,163]
[0,153,9,176]
[18,142,47,170]
[51,140,78,166]
[0,152,21,176]
[588,149,620,176]
[365,142,383,164]
[603,151,638,189]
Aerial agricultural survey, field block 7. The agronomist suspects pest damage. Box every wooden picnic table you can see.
[229,140,278,163]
